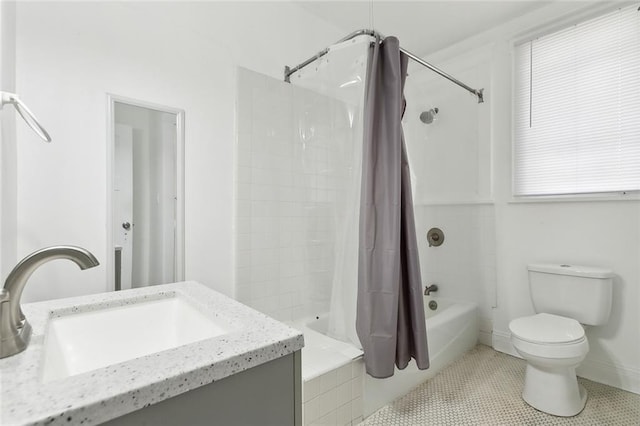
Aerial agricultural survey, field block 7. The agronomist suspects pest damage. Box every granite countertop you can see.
[0,281,304,426]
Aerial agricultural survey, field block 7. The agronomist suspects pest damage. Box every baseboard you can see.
[492,330,640,395]
[479,317,493,347]
[492,330,520,358]
[479,330,492,346]
[577,357,640,395]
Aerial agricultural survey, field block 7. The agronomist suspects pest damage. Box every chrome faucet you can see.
[0,246,99,359]
[424,284,438,296]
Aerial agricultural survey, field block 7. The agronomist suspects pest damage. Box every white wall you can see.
[13,2,341,302]
[0,0,17,280]
[420,2,640,393]
[493,201,640,392]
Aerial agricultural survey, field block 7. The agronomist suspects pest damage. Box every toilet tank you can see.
[528,263,613,325]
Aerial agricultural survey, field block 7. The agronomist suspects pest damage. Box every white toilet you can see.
[509,263,613,417]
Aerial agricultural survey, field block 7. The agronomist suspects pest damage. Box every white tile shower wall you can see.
[235,67,356,321]
[402,51,494,344]
[303,358,364,426]
[403,50,492,205]
[414,204,496,344]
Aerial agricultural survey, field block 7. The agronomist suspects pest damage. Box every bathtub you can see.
[364,297,478,416]
[290,296,478,424]
[290,316,365,425]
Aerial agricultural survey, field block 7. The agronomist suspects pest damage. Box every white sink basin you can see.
[41,296,232,382]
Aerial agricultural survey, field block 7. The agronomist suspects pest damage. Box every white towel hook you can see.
[0,91,51,142]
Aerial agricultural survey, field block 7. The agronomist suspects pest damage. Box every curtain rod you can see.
[284,29,484,104]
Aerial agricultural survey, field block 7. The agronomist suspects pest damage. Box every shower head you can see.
[419,108,439,124]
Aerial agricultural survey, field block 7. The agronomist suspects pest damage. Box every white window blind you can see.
[513,5,640,196]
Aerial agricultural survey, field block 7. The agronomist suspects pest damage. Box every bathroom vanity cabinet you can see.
[0,282,303,426]
[105,352,302,426]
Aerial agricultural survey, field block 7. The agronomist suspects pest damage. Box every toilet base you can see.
[522,362,587,417]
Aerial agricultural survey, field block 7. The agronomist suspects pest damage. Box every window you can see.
[513,5,640,197]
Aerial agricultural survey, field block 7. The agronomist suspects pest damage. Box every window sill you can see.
[415,199,495,207]
[508,192,640,204]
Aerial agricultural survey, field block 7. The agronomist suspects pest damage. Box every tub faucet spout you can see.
[0,246,99,359]
[424,284,438,296]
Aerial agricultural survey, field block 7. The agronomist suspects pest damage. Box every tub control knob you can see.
[427,227,444,247]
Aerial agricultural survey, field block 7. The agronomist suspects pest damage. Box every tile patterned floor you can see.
[361,345,640,425]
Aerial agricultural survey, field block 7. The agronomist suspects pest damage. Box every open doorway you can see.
[108,96,184,290]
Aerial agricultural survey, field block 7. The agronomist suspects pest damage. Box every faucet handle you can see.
[0,289,15,339]
[0,288,31,358]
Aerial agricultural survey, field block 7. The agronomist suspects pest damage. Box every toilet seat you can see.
[510,313,585,344]
[509,313,588,359]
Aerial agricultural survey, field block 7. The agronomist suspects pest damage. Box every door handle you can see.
[122,222,131,230]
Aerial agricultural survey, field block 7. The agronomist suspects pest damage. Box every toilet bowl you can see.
[509,313,589,416]
[509,264,613,417]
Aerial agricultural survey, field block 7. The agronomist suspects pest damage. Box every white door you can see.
[113,123,133,290]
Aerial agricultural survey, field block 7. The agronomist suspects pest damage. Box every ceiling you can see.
[295,1,554,56]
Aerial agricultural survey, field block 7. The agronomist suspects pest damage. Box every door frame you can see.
[106,94,185,290]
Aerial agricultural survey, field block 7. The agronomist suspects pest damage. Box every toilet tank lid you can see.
[528,263,614,279]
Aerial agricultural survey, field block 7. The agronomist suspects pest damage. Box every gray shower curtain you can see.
[356,36,430,378]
